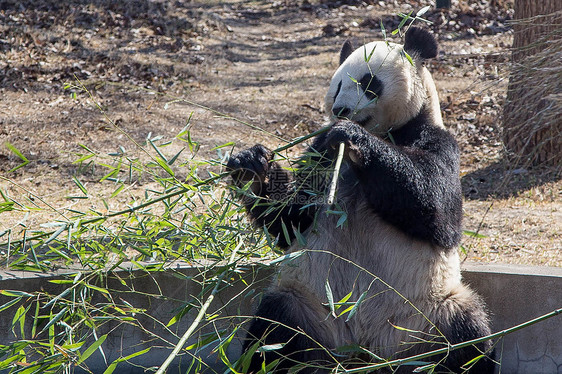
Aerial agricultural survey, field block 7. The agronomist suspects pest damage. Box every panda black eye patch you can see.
[359,73,383,100]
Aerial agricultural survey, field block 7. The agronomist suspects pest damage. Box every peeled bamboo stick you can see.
[327,142,346,205]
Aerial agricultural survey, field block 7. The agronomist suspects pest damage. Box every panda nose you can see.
[332,107,351,118]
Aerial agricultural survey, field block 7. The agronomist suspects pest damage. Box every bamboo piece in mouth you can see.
[327,142,346,205]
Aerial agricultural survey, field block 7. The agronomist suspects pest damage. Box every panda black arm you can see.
[226,144,319,249]
[323,117,463,249]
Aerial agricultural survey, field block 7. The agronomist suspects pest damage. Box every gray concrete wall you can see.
[462,263,562,374]
[0,262,560,373]
[0,263,276,374]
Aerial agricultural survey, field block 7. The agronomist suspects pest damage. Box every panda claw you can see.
[226,144,273,188]
[348,146,361,164]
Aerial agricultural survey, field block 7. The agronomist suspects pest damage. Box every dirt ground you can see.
[0,0,560,266]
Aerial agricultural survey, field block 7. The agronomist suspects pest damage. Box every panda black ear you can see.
[339,40,354,65]
[404,27,438,59]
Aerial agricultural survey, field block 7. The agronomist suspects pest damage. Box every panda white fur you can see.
[227,27,494,373]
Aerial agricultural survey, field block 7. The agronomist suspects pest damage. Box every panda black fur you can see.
[227,27,494,373]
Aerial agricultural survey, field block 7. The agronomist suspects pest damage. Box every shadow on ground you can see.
[461,159,561,200]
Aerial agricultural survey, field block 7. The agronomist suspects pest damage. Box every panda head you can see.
[325,27,442,135]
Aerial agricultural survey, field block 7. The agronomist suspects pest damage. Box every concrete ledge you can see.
[0,262,560,373]
[0,262,274,374]
[462,263,562,374]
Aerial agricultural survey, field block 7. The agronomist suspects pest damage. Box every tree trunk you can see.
[502,0,562,167]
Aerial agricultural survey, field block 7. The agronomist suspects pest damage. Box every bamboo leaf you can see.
[293,226,307,246]
[76,334,108,365]
[280,221,291,248]
[148,139,168,163]
[44,224,67,245]
[0,297,21,313]
[1,290,34,298]
[72,176,88,195]
[403,51,415,66]
[210,142,235,151]
[103,361,118,374]
[346,73,358,84]
[120,347,151,361]
[336,212,348,228]
[11,305,26,336]
[168,148,184,165]
[4,142,28,161]
[42,288,72,309]
[0,201,15,213]
[31,301,40,338]
[155,157,175,177]
[4,142,30,172]
[269,250,304,265]
[345,291,367,322]
[73,153,96,164]
[264,359,281,372]
[85,284,110,294]
[239,341,261,373]
[18,365,42,374]
[110,183,125,198]
[39,307,68,335]
[416,6,431,17]
[257,343,284,352]
[364,44,377,63]
[0,354,22,368]
[389,323,423,333]
[78,144,95,153]
[99,167,119,182]
[335,291,353,312]
[62,341,85,351]
[325,280,336,317]
[463,230,487,238]
[396,11,413,33]
[413,362,437,372]
[185,331,219,350]
[462,354,486,369]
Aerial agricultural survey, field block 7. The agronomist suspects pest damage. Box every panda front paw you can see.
[324,120,369,165]
[226,144,273,192]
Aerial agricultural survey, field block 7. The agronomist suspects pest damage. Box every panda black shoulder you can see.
[391,109,458,157]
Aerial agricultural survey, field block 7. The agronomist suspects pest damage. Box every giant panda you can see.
[227,27,495,373]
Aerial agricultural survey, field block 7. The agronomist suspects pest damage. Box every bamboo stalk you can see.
[155,240,244,374]
[345,307,562,373]
[155,284,219,374]
[273,124,332,154]
[327,142,346,205]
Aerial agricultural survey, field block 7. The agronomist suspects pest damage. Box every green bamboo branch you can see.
[155,241,244,374]
[1,122,332,249]
[82,122,333,226]
[0,175,71,223]
[0,171,229,247]
[154,274,222,374]
[272,124,332,154]
[345,307,562,373]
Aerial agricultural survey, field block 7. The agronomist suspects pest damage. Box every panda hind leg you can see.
[242,285,335,373]
[438,289,496,373]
